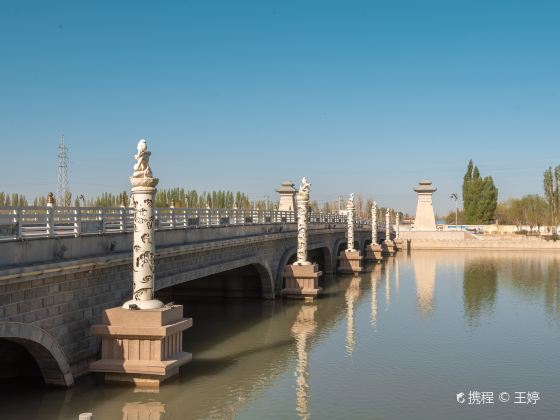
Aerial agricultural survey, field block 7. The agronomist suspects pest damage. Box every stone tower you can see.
[413,180,437,231]
[276,181,297,212]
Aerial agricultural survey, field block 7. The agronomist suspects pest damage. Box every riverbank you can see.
[405,236,560,250]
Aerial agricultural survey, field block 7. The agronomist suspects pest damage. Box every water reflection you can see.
[122,400,165,420]
[4,251,560,419]
[370,264,382,329]
[463,257,497,326]
[545,259,560,322]
[345,277,361,355]
[414,256,436,315]
[384,263,391,309]
[394,258,400,292]
[291,304,317,420]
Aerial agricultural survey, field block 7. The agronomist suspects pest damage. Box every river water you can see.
[2,250,560,420]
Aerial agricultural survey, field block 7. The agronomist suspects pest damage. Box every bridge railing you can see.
[0,206,370,241]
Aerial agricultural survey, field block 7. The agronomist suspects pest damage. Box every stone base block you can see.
[281,263,322,301]
[90,305,192,388]
[382,240,396,256]
[364,243,383,262]
[338,249,363,274]
[394,238,404,251]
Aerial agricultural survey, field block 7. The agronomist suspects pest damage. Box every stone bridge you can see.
[0,218,383,388]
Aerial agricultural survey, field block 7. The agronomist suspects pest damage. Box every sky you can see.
[1,0,559,214]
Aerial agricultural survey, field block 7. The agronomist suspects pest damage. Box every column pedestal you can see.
[382,240,396,256]
[364,243,383,262]
[281,264,322,301]
[90,305,192,387]
[338,249,363,274]
[394,238,404,251]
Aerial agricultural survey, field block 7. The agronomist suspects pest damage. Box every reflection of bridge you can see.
[0,207,387,388]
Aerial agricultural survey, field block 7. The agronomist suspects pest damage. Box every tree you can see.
[462,160,498,224]
[543,165,560,227]
[444,209,464,225]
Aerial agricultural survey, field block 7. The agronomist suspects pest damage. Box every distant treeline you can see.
[0,189,261,210]
[0,188,406,219]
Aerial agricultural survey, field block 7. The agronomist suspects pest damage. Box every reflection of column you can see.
[345,278,361,355]
[395,258,400,292]
[414,257,437,314]
[291,305,317,420]
[370,265,382,329]
[385,263,391,309]
[122,401,165,420]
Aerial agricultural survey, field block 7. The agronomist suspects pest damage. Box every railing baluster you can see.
[74,208,81,237]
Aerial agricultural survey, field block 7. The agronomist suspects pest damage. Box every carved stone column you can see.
[296,181,310,266]
[371,201,377,244]
[90,139,192,387]
[394,211,403,251]
[365,201,383,262]
[124,171,161,309]
[338,193,363,274]
[382,208,396,256]
[347,194,355,251]
[282,178,322,300]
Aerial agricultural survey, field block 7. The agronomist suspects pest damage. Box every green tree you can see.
[462,160,498,224]
[543,165,560,227]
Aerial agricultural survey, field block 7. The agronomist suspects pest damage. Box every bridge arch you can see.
[0,322,73,387]
[275,245,333,292]
[157,262,275,300]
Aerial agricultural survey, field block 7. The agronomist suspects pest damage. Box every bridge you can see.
[0,206,388,387]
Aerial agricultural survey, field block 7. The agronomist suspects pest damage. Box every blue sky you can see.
[1,1,559,214]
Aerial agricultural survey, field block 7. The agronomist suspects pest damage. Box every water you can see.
[2,250,560,420]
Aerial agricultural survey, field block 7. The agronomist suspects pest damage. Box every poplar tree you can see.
[462,160,498,224]
[543,165,560,226]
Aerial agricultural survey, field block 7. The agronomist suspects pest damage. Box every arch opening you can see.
[157,263,273,301]
[0,339,43,387]
[0,323,73,388]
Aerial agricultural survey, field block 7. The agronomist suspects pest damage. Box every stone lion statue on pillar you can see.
[132,139,153,178]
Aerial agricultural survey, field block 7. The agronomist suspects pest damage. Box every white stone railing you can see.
[0,206,370,241]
